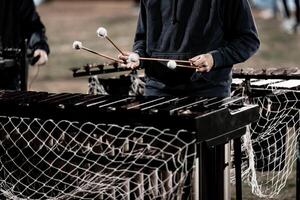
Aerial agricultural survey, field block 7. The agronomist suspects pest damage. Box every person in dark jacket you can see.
[119,0,260,97]
[0,0,49,90]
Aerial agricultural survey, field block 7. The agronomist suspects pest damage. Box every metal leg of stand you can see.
[297,140,300,200]
[194,157,200,200]
[234,138,242,200]
[295,111,300,200]
[199,142,225,200]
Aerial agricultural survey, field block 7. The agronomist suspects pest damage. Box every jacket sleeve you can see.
[133,0,147,57]
[19,0,50,54]
[210,0,260,68]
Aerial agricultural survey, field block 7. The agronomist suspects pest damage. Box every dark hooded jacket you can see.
[133,0,260,96]
[0,0,49,90]
[0,0,49,53]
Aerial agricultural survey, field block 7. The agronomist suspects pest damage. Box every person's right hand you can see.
[118,52,140,69]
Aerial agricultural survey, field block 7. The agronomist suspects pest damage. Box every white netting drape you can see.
[89,75,300,198]
[88,76,108,95]
[0,116,196,199]
[88,73,145,96]
[236,91,300,198]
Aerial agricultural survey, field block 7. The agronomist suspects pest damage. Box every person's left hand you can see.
[189,53,214,72]
[33,49,48,66]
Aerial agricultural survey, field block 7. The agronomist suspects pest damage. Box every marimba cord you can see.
[28,65,40,90]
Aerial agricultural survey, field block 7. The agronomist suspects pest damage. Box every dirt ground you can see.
[28,1,298,199]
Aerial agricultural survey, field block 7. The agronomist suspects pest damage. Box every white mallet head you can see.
[128,53,140,63]
[73,41,82,50]
[97,27,108,38]
[167,60,177,70]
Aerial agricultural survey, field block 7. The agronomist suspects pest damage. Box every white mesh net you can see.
[88,76,108,95]
[88,75,300,198]
[0,116,196,199]
[88,73,145,96]
[236,90,300,198]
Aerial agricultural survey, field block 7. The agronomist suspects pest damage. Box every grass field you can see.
[30,1,298,199]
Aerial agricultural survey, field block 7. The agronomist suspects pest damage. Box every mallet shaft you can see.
[106,36,126,55]
[139,57,190,64]
[81,47,123,63]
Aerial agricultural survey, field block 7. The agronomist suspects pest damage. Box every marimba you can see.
[0,90,258,143]
[232,67,300,95]
[0,90,259,200]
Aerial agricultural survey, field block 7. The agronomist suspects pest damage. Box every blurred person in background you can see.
[119,0,260,97]
[253,0,279,19]
[281,0,300,33]
[0,0,49,90]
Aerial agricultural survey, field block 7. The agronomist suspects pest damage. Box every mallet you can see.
[97,27,126,56]
[73,41,123,63]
